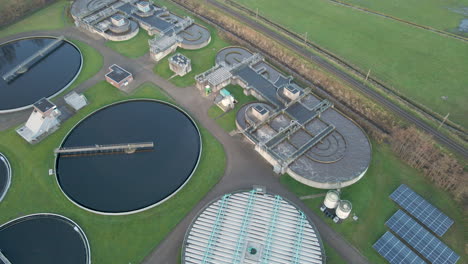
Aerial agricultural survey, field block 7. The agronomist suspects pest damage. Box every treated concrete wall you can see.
[287,166,369,189]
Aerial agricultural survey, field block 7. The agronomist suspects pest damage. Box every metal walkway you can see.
[54,142,154,156]
[2,36,65,82]
[0,251,12,264]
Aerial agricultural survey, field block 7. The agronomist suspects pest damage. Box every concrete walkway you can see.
[300,193,327,200]
[0,27,369,264]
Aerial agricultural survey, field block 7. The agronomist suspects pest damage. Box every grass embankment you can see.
[50,39,104,99]
[105,30,152,58]
[338,0,468,34]
[0,82,226,263]
[234,0,468,128]
[152,1,231,87]
[281,142,467,263]
[207,85,257,132]
[0,0,70,39]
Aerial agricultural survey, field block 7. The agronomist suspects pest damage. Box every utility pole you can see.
[365,68,371,82]
[256,8,258,20]
[438,113,450,129]
[304,32,308,44]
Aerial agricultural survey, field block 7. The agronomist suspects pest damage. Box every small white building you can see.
[214,88,236,112]
[16,98,61,143]
[169,53,191,77]
[64,92,88,111]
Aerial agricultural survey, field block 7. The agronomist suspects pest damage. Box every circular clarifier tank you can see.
[0,152,12,202]
[0,36,82,112]
[56,100,201,215]
[0,213,91,264]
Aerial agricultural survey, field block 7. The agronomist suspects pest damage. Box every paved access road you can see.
[0,27,369,263]
[203,0,468,158]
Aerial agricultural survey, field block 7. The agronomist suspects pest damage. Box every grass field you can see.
[105,30,152,58]
[280,142,467,263]
[207,84,257,132]
[0,82,226,263]
[0,0,70,38]
[338,0,468,34]
[234,0,468,128]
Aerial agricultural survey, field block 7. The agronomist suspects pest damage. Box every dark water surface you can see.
[0,155,8,197]
[0,37,82,111]
[0,215,88,264]
[56,100,201,213]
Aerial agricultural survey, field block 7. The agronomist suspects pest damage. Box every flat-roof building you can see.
[105,64,133,89]
[169,53,192,77]
[64,92,88,111]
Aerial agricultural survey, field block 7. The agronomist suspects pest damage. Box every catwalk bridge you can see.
[2,36,65,82]
[0,251,12,264]
[54,142,154,156]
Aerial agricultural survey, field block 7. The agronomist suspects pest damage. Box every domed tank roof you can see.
[324,190,340,209]
[183,189,325,263]
[336,200,352,219]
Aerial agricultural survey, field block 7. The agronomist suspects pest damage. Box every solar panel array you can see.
[390,184,453,236]
[373,231,426,264]
[386,210,460,264]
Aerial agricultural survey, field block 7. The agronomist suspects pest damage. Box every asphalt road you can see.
[203,0,468,158]
[0,27,369,263]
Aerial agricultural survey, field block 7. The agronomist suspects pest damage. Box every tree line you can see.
[0,0,57,28]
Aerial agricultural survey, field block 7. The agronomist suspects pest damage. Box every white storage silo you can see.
[336,200,352,220]
[324,190,340,209]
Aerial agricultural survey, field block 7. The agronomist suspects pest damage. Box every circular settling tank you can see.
[0,37,82,112]
[183,189,325,263]
[0,152,12,202]
[0,214,90,264]
[56,100,201,214]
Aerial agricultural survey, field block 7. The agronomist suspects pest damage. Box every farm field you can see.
[281,143,467,263]
[234,0,468,128]
[338,0,468,34]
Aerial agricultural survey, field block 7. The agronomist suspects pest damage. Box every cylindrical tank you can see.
[336,200,352,220]
[324,190,340,209]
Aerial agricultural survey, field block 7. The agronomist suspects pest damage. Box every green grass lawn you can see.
[234,0,468,128]
[105,30,152,58]
[207,84,257,132]
[0,0,70,38]
[281,142,467,263]
[338,0,468,34]
[0,82,226,264]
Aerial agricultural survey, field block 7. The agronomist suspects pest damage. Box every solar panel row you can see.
[373,231,426,264]
[390,184,453,236]
[386,210,460,264]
